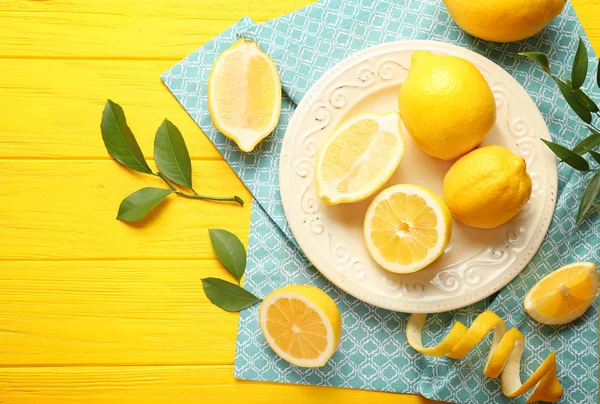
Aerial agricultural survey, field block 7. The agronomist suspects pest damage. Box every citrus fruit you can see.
[443,145,532,229]
[524,262,599,326]
[398,51,496,160]
[316,113,405,205]
[259,285,342,368]
[208,38,281,152]
[406,311,563,402]
[364,184,452,274]
[442,0,565,43]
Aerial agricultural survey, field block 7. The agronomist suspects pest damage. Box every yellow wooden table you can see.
[1,1,599,403]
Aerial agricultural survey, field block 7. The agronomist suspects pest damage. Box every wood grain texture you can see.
[0,59,224,159]
[1,1,599,403]
[0,365,440,404]
[0,160,251,260]
[0,261,242,366]
[0,0,314,59]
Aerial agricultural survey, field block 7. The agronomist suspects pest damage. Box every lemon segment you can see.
[259,285,342,368]
[316,113,405,205]
[398,51,496,160]
[524,262,598,325]
[364,184,452,274]
[406,311,563,403]
[208,38,281,152]
[443,145,532,229]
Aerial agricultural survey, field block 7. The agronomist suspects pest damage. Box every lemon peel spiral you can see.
[406,311,563,403]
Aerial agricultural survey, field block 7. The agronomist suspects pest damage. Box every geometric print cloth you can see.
[161,1,599,402]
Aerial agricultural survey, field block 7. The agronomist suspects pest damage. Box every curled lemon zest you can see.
[406,311,563,403]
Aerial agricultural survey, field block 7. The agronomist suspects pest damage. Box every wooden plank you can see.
[0,160,251,260]
[0,365,441,404]
[0,261,243,366]
[0,59,222,159]
[0,0,314,58]
[0,0,598,60]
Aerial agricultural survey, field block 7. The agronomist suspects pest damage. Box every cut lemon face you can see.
[524,262,598,325]
[364,184,452,274]
[259,285,342,368]
[208,38,281,152]
[316,113,405,205]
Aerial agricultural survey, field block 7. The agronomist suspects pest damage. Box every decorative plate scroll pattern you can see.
[280,41,558,313]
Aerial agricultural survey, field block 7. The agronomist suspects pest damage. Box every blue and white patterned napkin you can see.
[161,1,599,402]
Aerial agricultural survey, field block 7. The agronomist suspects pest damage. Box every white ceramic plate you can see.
[279,40,557,313]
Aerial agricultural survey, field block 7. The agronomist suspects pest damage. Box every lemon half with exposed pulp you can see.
[259,285,342,368]
[364,184,452,274]
[208,38,281,152]
[525,262,598,326]
[316,113,405,205]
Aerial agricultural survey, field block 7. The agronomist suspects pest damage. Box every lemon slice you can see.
[315,113,405,205]
[524,262,598,325]
[364,184,452,273]
[208,38,281,152]
[259,285,342,368]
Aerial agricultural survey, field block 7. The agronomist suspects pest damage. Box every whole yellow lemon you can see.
[398,51,496,160]
[442,0,565,43]
[443,145,532,229]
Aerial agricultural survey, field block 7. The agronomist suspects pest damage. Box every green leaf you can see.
[573,88,600,112]
[117,187,173,222]
[209,229,246,283]
[572,38,589,89]
[519,52,551,74]
[585,148,600,165]
[101,100,152,174]
[201,278,261,312]
[573,131,600,155]
[593,202,600,209]
[577,172,600,223]
[154,119,193,189]
[552,77,593,124]
[541,139,590,171]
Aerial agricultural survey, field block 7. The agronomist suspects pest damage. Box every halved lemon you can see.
[259,285,342,368]
[315,113,405,205]
[364,184,452,273]
[524,262,598,325]
[208,38,281,152]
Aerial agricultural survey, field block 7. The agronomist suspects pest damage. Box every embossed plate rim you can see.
[279,40,558,313]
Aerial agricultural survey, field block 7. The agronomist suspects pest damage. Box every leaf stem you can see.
[157,171,178,192]
[156,171,244,206]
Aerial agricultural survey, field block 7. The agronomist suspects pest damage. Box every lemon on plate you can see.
[398,51,496,161]
[364,184,452,274]
[208,38,281,152]
[259,285,342,368]
[442,0,565,43]
[524,262,599,326]
[443,145,532,229]
[315,112,405,205]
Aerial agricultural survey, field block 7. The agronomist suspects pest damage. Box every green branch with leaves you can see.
[520,38,600,223]
[203,229,261,312]
[100,100,244,222]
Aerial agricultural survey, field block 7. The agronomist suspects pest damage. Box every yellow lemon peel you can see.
[406,311,563,403]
